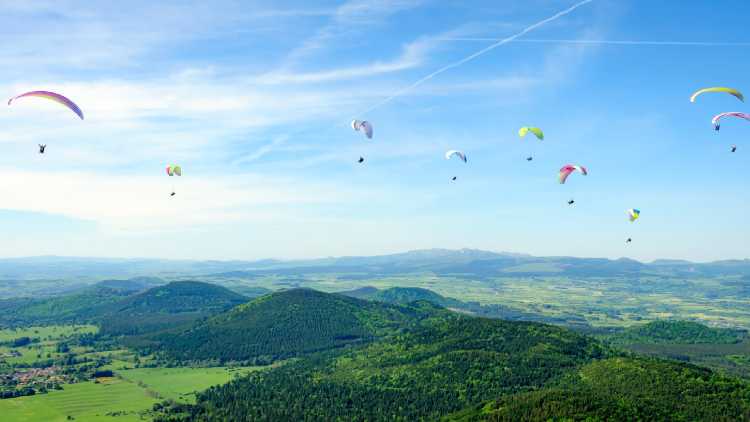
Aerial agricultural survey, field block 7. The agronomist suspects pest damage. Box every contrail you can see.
[437,38,750,47]
[351,0,595,118]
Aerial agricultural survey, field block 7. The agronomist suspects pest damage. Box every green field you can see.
[0,325,97,342]
[0,377,157,422]
[0,365,270,421]
[116,366,267,403]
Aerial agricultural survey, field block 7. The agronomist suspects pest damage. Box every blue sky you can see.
[0,0,749,262]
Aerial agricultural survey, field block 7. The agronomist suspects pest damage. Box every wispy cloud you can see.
[284,0,427,64]
[255,35,436,84]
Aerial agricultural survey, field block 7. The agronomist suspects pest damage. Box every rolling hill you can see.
[98,281,248,336]
[174,311,607,421]
[147,291,750,421]
[339,286,590,328]
[152,289,445,363]
[0,284,137,327]
[148,288,444,364]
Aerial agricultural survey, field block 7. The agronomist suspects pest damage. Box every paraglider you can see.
[518,126,544,140]
[166,165,182,196]
[445,150,467,163]
[38,144,46,154]
[445,150,466,181]
[8,91,84,120]
[519,127,543,161]
[711,112,750,131]
[690,87,744,103]
[358,157,364,164]
[351,120,373,139]
[627,209,640,222]
[732,145,738,153]
[558,165,587,184]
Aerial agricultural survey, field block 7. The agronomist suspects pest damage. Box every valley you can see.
[0,251,749,420]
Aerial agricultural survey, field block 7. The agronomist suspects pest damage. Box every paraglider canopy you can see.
[445,150,467,163]
[558,164,587,184]
[627,208,641,222]
[166,165,182,176]
[351,120,373,139]
[690,87,744,103]
[8,91,84,120]
[711,112,750,131]
[518,126,544,140]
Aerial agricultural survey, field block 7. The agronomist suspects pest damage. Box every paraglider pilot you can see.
[38,144,46,154]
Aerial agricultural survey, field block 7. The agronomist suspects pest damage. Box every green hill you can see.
[98,281,247,336]
[149,288,444,364]
[609,320,746,345]
[448,357,750,421]
[178,314,606,421]
[339,286,588,328]
[0,285,134,327]
[340,286,463,308]
[94,276,164,292]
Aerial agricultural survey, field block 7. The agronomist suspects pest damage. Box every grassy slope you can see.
[0,377,156,422]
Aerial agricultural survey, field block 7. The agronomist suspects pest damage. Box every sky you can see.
[0,0,749,262]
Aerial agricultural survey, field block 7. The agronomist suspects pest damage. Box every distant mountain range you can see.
[3,249,750,281]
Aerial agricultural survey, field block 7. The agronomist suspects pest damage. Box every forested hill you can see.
[166,315,607,421]
[153,312,750,422]
[608,320,747,345]
[98,281,247,336]
[447,358,750,421]
[149,288,445,364]
[0,284,135,327]
[339,286,463,307]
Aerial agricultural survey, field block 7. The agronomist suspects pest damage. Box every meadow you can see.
[0,366,270,421]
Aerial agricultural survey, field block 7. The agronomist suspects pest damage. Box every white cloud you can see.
[255,35,436,84]
[285,0,427,63]
[0,168,356,232]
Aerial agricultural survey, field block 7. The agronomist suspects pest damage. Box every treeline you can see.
[609,320,746,345]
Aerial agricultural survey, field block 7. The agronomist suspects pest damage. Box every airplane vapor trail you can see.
[351,0,595,118]
[437,38,750,47]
